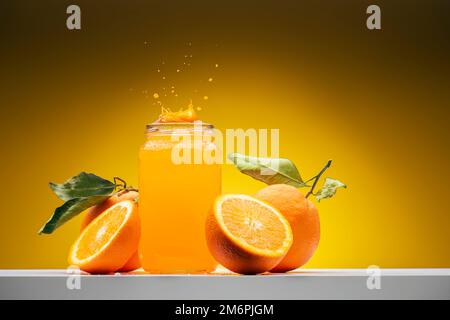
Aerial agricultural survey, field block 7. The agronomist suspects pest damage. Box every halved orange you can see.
[80,190,141,272]
[205,194,293,274]
[68,200,140,274]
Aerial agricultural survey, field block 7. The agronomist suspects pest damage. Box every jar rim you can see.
[145,121,214,133]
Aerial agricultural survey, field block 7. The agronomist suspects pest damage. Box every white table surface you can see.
[1,269,449,300]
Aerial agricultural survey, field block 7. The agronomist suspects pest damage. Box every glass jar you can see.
[139,122,221,273]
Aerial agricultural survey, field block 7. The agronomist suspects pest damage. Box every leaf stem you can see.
[114,176,127,189]
[306,159,332,198]
[114,177,139,193]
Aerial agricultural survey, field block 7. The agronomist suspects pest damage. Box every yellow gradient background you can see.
[0,1,449,268]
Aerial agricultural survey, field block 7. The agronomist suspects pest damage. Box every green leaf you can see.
[315,178,347,202]
[228,153,307,187]
[38,195,110,234]
[49,172,115,201]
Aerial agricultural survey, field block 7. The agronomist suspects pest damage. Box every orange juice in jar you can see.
[139,120,221,273]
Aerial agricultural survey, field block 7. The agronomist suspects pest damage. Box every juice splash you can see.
[147,44,220,114]
[156,101,198,123]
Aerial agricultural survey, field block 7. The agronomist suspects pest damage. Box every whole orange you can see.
[254,184,320,272]
[80,190,141,272]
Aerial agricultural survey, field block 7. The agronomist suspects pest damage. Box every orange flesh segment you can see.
[221,197,287,251]
[76,205,128,260]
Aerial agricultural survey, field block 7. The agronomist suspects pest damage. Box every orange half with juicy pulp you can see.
[68,200,140,274]
[205,194,293,274]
